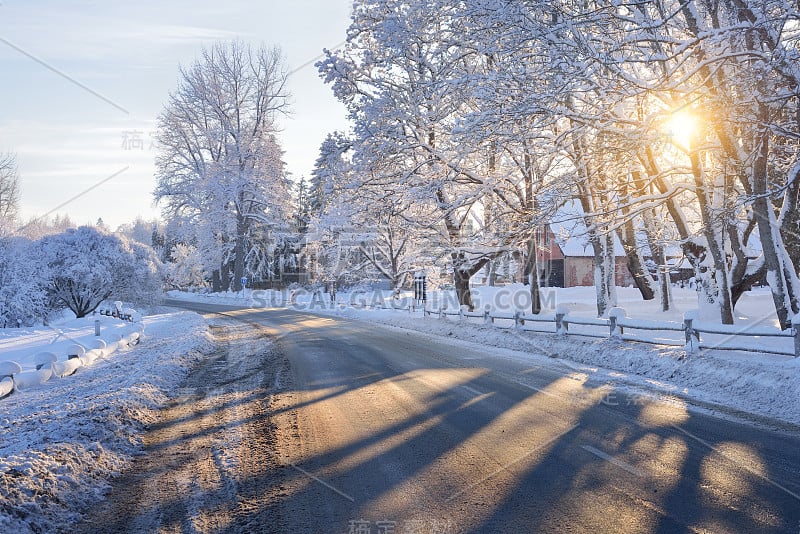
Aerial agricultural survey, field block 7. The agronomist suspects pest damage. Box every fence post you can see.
[608,307,626,339]
[683,310,699,354]
[793,313,800,357]
[459,305,465,322]
[483,305,492,325]
[514,310,522,330]
[555,305,569,335]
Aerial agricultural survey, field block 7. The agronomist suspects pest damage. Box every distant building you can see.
[532,202,636,288]
[533,223,634,288]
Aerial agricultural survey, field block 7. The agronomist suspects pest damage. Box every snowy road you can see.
[89,302,800,533]
[76,316,287,533]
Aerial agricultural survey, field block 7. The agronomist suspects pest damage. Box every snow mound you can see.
[0,310,211,533]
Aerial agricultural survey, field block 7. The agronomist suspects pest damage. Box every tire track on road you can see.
[76,316,290,534]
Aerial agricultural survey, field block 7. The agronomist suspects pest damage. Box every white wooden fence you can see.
[339,299,800,357]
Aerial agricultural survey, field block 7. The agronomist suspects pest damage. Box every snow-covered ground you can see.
[2,286,787,530]
[169,285,800,428]
[0,310,211,533]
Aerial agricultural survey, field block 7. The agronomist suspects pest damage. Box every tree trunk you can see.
[781,177,800,270]
[230,214,247,292]
[452,252,495,311]
[453,268,474,311]
[391,274,403,292]
[658,264,672,313]
[617,224,655,300]
[523,235,542,314]
[221,261,232,292]
[752,119,800,329]
[591,231,617,317]
[650,241,672,312]
[619,172,656,301]
[233,237,246,292]
[487,260,498,286]
[212,269,222,293]
[731,262,765,307]
[689,149,734,324]
[529,269,542,315]
[639,206,672,311]
[513,250,525,283]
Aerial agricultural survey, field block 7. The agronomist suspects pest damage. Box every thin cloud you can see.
[0,37,129,114]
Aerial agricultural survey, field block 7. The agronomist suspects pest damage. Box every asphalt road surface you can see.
[82,302,800,533]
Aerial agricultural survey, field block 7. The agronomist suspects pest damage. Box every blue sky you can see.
[0,0,352,228]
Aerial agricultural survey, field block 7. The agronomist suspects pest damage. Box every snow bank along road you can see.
[75,312,286,534]
[92,301,800,533]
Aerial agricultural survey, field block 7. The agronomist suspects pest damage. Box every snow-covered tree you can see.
[155,41,292,292]
[594,0,800,326]
[463,0,799,323]
[319,0,527,310]
[309,130,441,291]
[0,237,52,327]
[0,153,20,235]
[164,243,205,290]
[293,176,312,235]
[114,238,164,306]
[39,226,163,317]
[17,214,76,240]
[315,0,800,324]
[116,217,160,247]
[677,0,800,329]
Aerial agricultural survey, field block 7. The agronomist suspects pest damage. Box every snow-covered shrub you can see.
[0,237,53,326]
[39,227,163,318]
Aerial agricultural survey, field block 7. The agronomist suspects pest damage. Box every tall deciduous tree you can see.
[155,41,291,292]
[0,152,20,235]
[320,0,529,310]
[315,0,800,324]
[310,134,438,290]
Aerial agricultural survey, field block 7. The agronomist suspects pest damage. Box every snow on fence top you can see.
[0,312,144,401]
[285,288,800,358]
[426,303,799,357]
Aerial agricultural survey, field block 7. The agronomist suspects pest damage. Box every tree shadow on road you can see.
[76,306,800,534]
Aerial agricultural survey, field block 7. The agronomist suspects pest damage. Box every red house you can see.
[533,220,634,288]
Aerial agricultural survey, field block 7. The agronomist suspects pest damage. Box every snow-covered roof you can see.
[547,200,627,257]
[667,257,693,270]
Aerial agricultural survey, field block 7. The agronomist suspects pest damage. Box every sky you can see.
[0,0,352,229]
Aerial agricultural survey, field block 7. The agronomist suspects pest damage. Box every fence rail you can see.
[0,322,144,401]
[326,297,799,357]
[408,302,800,357]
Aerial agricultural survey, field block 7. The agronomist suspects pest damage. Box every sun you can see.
[665,110,698,150]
